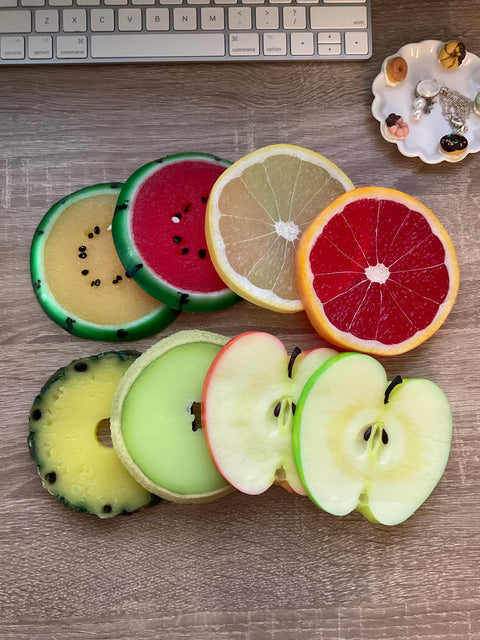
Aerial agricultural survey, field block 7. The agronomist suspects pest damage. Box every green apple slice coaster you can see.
[110,330,232,503]
[292,353,453,525]
[202,332,337,495]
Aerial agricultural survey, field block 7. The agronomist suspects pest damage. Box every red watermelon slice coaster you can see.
[296,187,459,356]
[112,153,241,312]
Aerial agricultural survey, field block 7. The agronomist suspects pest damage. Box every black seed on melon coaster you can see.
[363,425,372,441]
[273,401,281,417]
[78,245,86,252]
[181,248,189,255]
[74,362,88,372]
[102,504,112,514]
[45,471,57,484]
[198,249,207,259]
[201,196,207,203]
[171,214,182,223]
[125,263,143,278]
[65,317,76,332]
[94,226,100,235]
[116,275,122,281]
[183,203,192,212]
[95,279,101,286]
[33,280,41,290]
[114,202,128,214]
[31,408,42,421]
[35,229,44,236]
[110,183,120,189]
[88,232,94,238]
[79,252,87,259]
[173,235,182,243]
[81,269,89,276]
[117,329,129,338]
[177,292,190,309]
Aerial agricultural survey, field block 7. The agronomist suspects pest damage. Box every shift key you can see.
[1,11,32,33]
[310,6,367,30]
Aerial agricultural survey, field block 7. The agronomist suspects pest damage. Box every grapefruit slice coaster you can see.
[30,184,178,341]
[112,153,240,312]
[296,187,459,355]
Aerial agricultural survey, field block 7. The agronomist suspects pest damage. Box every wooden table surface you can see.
[1,1,479,638]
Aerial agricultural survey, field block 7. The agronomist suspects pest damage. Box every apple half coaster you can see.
[201,331,337,496]
[112,153,241,313]
[110,330,233,503]
[28,351,161,518]
[292,352,453,526]
[30,183,178,341]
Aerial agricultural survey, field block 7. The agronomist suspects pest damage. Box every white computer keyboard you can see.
[0,0,371,64]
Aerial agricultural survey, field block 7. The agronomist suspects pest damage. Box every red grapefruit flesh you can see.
[296,187,459,355]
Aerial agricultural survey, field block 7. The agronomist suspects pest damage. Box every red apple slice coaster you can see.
[296,187,460,355]
[112,153,240,312]
[201,331,337,495]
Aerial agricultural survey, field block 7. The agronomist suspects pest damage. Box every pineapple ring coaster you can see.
[28,351,160,518]
[30,183,178,341]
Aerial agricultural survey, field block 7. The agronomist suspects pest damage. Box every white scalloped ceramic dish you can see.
[372,40,480,163]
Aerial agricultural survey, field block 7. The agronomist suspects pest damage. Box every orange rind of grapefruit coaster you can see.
[296,187,459,356]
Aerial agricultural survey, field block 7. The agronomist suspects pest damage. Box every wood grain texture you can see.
[1,1,480,637]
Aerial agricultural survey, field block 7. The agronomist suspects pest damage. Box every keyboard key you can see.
[132,0,155,3]
[1,10,31,32]
[317,43,340,55]
[91,33,225,57]
[201,7,224,30]
[187,0,210,4]
[324,0,365,3]
[145,8,169,30]
[28,34,53,57]
[173,7,197,29]
[310,6,367,29]
[118,8,142,30]
[35,10,59,32]
[317,31,340,43]
[104,0,128,4]
[57,34,87,57]
[290,31,313,55]
[256,6,278,29]
[0,0,18,7]
[22,0,45,7]
[91,9,114,30]
[283,6,305,29]
[77,0,101,6]
[1,36,25,59]
[48,0,72,5]
[229,32,258,55]
[214,0,237,5]
[228,7,251,29]
[345,30,368,54]
[63,9,87,31]
[263,31,285,55]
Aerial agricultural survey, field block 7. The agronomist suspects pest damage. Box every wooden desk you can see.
[1,1,479,637]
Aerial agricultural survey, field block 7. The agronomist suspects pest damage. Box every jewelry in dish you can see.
[412,79,441,120]
[439,87,474,134]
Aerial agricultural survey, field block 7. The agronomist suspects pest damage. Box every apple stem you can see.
[287,347,302,378]
[384,375,403,404]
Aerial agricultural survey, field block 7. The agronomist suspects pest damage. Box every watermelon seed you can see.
[117,329,128,338]
[363,426,372,441]
[125,264,143,278]
[198,249,207,258]
[81,269,89,276]
[33,280,41,290]
[201,196,207,203]
[74,362,88,372]
[173,235,182,243]
[45,471,57,484]
[171,214,182,223]
[183,203,192,212]
[78,245,86,252]
[273,401,281,417]
[287,347,302,378]
[31,408,42,421]
[65,317,76,332]
[181,248,189,255]
[94,226,100,235]
[102,504,112,513]
[178,292,189,309]
[88,232,94,238]
[78,252,87,259]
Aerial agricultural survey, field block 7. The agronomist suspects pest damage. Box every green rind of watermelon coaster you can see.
[112,152,241,313]
[30,183,179,342]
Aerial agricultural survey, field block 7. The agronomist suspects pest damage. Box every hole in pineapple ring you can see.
[96,417,113,447]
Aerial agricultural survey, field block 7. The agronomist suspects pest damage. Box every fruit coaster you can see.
[110,330,232,503]
[112,153,241,313]
[372,40,480,163]
[30,184,178,341]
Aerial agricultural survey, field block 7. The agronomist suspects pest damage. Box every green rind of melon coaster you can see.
[112,153,241,313]
[30,183,179,341]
